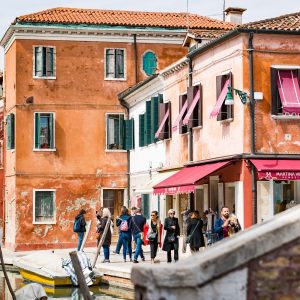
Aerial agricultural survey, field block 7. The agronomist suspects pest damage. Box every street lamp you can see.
[225,85,249,105]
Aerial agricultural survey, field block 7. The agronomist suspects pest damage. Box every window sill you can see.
[192,125,203,130]
[272,115,300,120]
[104,77,126,82]
[7,149,15,153]
[218,118,233,124]
[33,76,56,80]
[105,149,127,153]
[33,148,56,152]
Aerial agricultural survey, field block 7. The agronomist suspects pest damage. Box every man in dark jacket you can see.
[74,209,86,251]
[131,207,146,263]
[163,209,180,263]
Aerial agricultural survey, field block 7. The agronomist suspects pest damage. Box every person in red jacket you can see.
[144,211,163,263]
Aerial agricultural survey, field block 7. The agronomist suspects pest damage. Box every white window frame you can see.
[33,112,56,152]
[32,45,56,80]
[105,112,127,152]
[104,48,126,81]
[33,189,56,225]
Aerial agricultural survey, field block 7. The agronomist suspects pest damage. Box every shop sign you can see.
[259,171,300,180]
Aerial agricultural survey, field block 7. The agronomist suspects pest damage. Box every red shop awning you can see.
[277,70,300,114]
[250,159,300,180]
[153,161,230,195]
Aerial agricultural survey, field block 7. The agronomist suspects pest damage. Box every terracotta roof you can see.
[240,11,300,31]
[15,7,235,30]
[188,29,228,39]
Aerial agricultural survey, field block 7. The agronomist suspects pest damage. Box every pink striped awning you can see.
[183,88,201,125]
[277,70,300,114]
[155,108,170,138]
[172,101,188,132]
[210,79,230,118]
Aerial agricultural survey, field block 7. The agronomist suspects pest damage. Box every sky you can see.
[0,0,299,69]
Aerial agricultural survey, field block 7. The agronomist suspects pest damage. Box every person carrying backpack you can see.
[116,206,132,262]
[73,209,87,251]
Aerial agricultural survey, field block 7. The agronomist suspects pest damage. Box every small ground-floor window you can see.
[33,189,56,224]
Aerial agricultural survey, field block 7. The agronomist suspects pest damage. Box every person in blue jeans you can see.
[116,207,132,262]
[74,209,86,251]
[131,208,146,263]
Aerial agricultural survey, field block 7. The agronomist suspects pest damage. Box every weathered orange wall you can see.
[243,33,300,154]
[5,37,187,250]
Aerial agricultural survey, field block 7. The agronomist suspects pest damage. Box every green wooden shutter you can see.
[6,115,11,150]
[35,113,41,149]
[49,113,54,149]
[143,52,157,76]
[144,101,151,145]
[106,49,115,78]
[139,114,145,147]
[119,115,124,149]
[34,47,43,77]
[10,114,15,150]
[150,96,159,143]
[46,47,54,77]
[123,119,134,150]
[116,49,124,78]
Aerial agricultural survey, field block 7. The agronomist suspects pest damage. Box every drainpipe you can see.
[133,34,139,84]
[248,32,257,224]
[120,100,131,207]
[188,57,194,211]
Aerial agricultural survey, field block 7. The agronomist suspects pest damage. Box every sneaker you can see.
[112,251,119,255]
[124,259,126,263]
[102,259,110,263]
[129,258,133,262]
[141,257,145,262]
[133,260,139,263]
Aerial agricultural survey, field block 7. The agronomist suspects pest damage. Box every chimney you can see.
[224,7,247,25]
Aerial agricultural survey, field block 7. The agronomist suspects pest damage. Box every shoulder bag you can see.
[186,221,200,244]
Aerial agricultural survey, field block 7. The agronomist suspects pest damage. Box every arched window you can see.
[143,51,157,76]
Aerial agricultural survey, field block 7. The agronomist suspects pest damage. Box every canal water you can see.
[0,271,134,300]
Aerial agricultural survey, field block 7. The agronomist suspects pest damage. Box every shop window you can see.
[141,194,150,219]
[216,73,233,121]
[143,51,157,76]
[33,190,56,224]
[273,180,299,214]
[270,67,300,116]
[34,46,55,78]
[34,113,55,150]
[6,113,15,150]
[105,49,125,79]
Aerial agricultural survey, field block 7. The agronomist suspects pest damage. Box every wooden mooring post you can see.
[69,251,93,300]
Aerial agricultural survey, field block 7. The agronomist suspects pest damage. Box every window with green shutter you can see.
[150,96,159,143]
[34,190,55,223]
[143,51,157,76]
[34,46,55,78]
[34,113,55,150]
[106,114,125,150]
[144,101,152,145]
[123,119,134,150]
[105,49,125,79]
[139,114,145,147]
[6,114,15,150]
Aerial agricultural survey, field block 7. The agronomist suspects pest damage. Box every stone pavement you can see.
[1,237,194,281]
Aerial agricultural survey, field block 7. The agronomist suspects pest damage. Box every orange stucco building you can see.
[0,8,234,250]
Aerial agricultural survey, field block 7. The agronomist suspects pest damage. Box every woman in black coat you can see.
[162,209,180,263]
[97,208,112,263]
[187,210,205,253]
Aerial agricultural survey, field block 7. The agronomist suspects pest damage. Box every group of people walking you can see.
[74,205,241,264]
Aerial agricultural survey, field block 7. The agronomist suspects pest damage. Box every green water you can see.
[0,271,134,300]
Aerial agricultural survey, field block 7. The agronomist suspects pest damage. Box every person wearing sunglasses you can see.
[162,209,180,263]
[144,211,162,263]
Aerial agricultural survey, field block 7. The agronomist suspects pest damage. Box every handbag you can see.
[167,234,176,243]
[147,231,157,241]
[186,221,200,244]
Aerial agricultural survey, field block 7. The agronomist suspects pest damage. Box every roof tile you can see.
[15,7,235,30]
[241,11,300,31]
